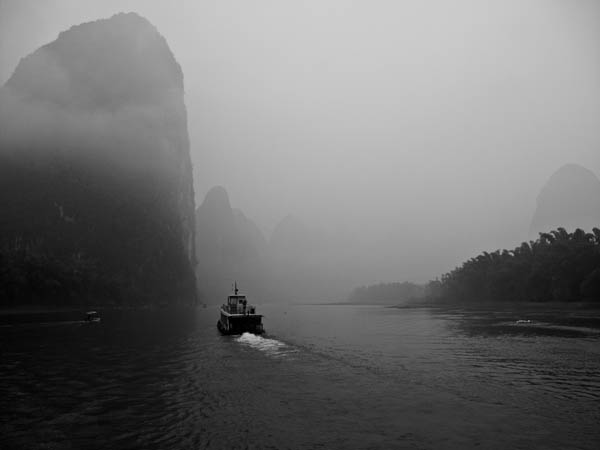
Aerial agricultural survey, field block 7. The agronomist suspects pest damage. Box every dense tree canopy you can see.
[428,228,600,303]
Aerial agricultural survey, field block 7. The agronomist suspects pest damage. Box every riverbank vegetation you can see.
[427,228,600,303]
[348,281,425,304]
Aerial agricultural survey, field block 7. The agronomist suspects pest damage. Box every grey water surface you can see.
[1,304,599,450]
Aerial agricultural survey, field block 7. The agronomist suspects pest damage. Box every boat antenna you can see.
[234,281,238,295]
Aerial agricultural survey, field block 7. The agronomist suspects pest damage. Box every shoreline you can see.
[390,299,600,311]
[0,303,200,316]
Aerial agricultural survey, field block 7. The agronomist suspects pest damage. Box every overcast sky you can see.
[1,0,599,282]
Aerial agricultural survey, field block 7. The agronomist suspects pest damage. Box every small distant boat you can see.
[217,282,264,335]
[85,311,101,323]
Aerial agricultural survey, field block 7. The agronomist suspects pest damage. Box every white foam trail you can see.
[235,333,297,358]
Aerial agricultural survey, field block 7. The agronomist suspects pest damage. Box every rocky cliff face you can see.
[530,164,600,237]
[195,186,268,303]
[0,13,196,306]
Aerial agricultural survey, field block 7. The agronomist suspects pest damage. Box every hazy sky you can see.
[1,0,599,282]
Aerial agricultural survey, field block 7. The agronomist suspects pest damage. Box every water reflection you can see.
[439,305,600,338]
[1,305,599,450]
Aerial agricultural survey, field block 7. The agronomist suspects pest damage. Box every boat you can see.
[84,311,101,323]
[217,283,264,335]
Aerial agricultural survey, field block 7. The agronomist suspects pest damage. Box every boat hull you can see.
[217,316,264,335]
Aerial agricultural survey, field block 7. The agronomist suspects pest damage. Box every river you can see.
[1,303,599,449]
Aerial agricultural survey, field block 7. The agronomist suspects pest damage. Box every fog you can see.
[1,0,599,283]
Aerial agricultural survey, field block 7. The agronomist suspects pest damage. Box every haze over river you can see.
[1,304,599,449]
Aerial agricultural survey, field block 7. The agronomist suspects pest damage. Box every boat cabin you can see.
[85,311,101,323]
[224,294,256,315]
[217,283,264,335]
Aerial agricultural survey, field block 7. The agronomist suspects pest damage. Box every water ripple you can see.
[2,306,599,450]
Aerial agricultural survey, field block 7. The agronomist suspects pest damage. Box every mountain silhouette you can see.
[530,164,600,237]
[195,186,268,303]
[0,13,196,306]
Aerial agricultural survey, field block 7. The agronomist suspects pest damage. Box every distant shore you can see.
[390,299,600,311]
[0,303,200,316]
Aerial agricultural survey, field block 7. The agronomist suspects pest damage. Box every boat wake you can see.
[236,332,298,358]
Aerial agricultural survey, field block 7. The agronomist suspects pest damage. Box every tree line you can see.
[348,281,425,303]
[427,228,600,302]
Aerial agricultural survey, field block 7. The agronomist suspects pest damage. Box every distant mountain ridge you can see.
[195,187,360,303]
[0,13,197,306]
[530,164,600,237]
[195,187,268,303]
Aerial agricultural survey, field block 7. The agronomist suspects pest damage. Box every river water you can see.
[1,304,599,449]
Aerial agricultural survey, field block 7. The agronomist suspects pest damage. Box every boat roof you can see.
[86,311,98,314]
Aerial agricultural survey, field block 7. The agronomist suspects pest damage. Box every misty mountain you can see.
[267,215,357,302]
[195,195,359,303]
[530,164,600,237]
[195,186,268,303]
[270,215,321,258]
[0,13,196,306]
